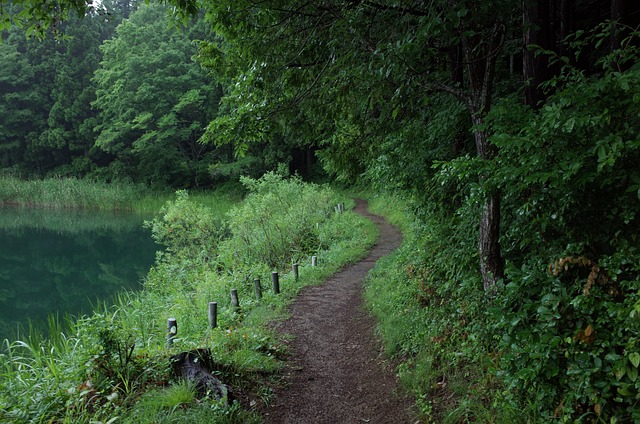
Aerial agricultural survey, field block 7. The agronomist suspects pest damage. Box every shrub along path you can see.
[263,199,416,424]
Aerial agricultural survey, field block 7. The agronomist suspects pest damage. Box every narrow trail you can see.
[263,199,416,424]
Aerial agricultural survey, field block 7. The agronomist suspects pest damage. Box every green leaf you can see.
[597,144,607,161]
[629,352,640,368]
[618,385,632,396]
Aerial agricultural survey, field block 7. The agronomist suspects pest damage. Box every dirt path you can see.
[263,199,416,424]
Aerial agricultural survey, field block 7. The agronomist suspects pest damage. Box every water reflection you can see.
[0,206,157,340]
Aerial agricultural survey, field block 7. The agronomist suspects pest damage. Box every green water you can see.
[0,206,158,340]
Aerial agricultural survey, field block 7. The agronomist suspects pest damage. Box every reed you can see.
[0,176,145,210]
[0,176,242,218]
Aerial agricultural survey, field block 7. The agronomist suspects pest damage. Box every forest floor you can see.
[261,199,417,424]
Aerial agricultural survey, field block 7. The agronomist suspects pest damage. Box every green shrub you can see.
[145,190,225,266]
[484,37,640,420]
[218,172,339,273]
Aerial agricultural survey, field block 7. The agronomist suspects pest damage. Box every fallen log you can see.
[170,349,231,403]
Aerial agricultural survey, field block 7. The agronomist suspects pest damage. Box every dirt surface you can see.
[263,199,416,424]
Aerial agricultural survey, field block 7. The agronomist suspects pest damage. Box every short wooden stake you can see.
[208,302,217,329]
[272,271,280,294]
[253,278,262,299]
[167,318,177,348]
[230,289,240,309]
[311,256,317,267]
[292,263,299,281]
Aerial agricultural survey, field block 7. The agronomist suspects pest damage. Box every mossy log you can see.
[170,349,231,403]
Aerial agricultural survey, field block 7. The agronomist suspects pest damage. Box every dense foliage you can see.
[92,3,223,186]
[486,35,640,420]
[365,24,640,421]
[0,1,236,186]
[190,1,640,420]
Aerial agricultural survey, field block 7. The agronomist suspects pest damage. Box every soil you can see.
[262,199,417,424]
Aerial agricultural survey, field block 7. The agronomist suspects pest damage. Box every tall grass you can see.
[0,176,146,210]
[0,175,244,213]
[0,174,377,423]
[0,205,147,234]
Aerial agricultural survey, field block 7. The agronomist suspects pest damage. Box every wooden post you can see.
[167,318,177,348]
[230,289,240,309]
[253,278,262,299]
[272,271,280,294]
[292,263,299,281]
[208,302,217,329]
[311,256,317,267]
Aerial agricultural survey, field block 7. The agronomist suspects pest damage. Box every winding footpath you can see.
[263,199,416,424]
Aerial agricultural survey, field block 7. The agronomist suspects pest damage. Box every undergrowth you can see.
[367,189,640,423]
[366,195,516,423]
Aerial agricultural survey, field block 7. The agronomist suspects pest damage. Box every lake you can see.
[0,206,158,341]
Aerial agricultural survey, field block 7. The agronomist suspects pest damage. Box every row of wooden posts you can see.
[167,255,319,348]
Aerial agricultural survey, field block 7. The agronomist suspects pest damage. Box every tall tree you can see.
[92,2,221,186]
[0,21,60,174]
[0,1,130,177]
[40,11,115,175]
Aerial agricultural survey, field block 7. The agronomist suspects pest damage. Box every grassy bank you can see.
[0,174,377,423]
[0,176,243,215]
[0,176,146,210]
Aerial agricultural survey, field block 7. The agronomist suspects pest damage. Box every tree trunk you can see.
[523,0,576,106]
[462,23,505,291]
[471,117,505,290]
[479,190,504,291]
[523,0,552,107]
[558,0,575,59]
[436,23,505,291]
[611,0,640,54]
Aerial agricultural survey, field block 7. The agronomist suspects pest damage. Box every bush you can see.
[145,190,225,266]
[218,172,339,273]
[495,251,640,421]
[483,42,640,420]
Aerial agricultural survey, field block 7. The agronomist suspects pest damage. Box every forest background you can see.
[1,0,640,422]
